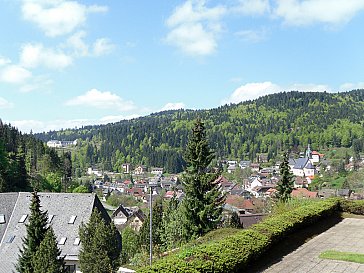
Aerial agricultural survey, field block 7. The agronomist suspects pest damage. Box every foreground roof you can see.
[0,192,108,273]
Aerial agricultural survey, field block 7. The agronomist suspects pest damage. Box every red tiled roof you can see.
[291,188,318,198]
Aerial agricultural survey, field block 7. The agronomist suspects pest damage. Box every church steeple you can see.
[305,144,312,158]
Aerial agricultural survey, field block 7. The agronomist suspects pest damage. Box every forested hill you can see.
[35,90,364,174]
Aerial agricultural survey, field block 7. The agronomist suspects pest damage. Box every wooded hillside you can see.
[34,90,364,174]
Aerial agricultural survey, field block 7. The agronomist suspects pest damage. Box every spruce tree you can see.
[17,191,49,273]
[79,208,121,273]
[276,152,294,202]
[32,228,66,273]
[182,119,225,238]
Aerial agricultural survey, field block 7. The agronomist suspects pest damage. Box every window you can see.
[5,235,15,243]
[68,215,77,224]
[19,214,28,223]
[48,215,54,223]
[65,265,76,273]
[0,214,5,224]
[58,237,67,245]
[73,238,80,245]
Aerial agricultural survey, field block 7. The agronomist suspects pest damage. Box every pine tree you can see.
[79,208,121,273]
[32,228,66,273]
[276,152,294,202]
[182,119,225,238]
[17,191,49,273]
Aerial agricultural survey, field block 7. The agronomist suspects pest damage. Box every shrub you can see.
[340,200,364,215]
[137,198,339,273]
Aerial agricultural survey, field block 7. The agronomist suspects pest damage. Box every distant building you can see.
[151,167,163,175]
[46,140,77,148]
[122,163,131,174]
[0,192,119,273]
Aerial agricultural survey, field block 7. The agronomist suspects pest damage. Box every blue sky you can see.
[1,0,364,133]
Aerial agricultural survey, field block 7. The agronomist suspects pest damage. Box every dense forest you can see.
[34,90,364,174]
[0,120,71,192]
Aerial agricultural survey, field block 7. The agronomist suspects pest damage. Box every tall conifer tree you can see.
[182,119,225,237]
[17,191,49,273]
[32,228,65,273]
[79,208,121,273]
[276,152,294,202]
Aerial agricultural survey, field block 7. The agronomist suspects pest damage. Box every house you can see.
[291,158,316,178]
[112,205,145,232]
[239,161,251,169]
[46,140,77,148]
[0,192,119,273]
[151,167,163,175]
[224,194,255,214]
[291,188,318,198]
[134,165,147,175]
[227,164,236,174]
[122,163,131,174]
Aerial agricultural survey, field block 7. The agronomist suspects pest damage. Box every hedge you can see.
[339,200,364,215]
[137,198,340,273]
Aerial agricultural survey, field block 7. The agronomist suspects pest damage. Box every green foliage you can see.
[276,152,294,202]
[79,208,121,273]
[17,192,64,273]
[182,119,225,238]
[137,199,339,273]
[121,227,140,264]
[106,194,140,207]
[72,185,89,193]
[339,200,364,215]
[32,228,66,273]
[138,196,164,250]
[34,90,364,173]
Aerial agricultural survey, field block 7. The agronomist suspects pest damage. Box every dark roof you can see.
[293,158,309,169]
[0,192,18,244]
[0,192,114,273]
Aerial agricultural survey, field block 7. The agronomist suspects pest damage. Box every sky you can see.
[1,0,364,133]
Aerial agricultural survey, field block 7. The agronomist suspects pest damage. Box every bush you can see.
[340,200,364,215]
[137,198,340,273]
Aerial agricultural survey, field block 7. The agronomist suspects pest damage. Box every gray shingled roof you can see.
[293,158,309,169]
[0,192,18,244]
[0,192,107,273]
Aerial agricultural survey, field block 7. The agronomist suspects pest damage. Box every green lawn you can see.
[319,250,364,264]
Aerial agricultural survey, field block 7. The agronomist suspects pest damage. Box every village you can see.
[90,145,364,233]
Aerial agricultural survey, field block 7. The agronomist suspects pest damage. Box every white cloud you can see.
[65,89,136,111]
[0,65,32,84]
[160,102,186,111]
[0,97,14,109]
[21,0,108,37]
[66,31,89,56]
[340,82,364,91]
[20,75,53,93]
[92,38,115,56]
[232,0,270,15]
[11,115,137,133]
[222,81,331,104]
[20,43,73,69]
[165,0,226,56]
[0,56,11,66]
[165,23,218,56]
[235,28,268,42]
[273,0,364,26]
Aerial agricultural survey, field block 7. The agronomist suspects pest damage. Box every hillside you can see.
[34,90,364,173]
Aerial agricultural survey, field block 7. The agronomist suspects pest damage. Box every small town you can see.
[2,1,364,273]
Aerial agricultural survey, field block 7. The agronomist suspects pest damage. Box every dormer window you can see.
[68,215,77,224]
[73,238,80,245]
[58,237,67,245]
[19,214,28,223]
[0,214,5,224]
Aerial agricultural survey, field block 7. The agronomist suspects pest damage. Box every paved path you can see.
[263,218,364,273]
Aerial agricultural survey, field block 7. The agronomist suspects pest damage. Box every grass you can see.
[319,250,364,264]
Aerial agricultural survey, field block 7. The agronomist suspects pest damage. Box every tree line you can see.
[34,90,364,174]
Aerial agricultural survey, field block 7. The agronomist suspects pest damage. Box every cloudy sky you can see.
[1,0,364,133]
